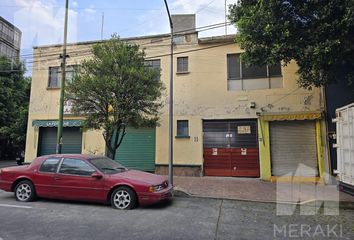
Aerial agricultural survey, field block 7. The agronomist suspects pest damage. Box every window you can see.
[48,65,77,88]
[90,157,126,174]
[176,120,189,137]
[14,31,20,47]
[39,158,60,173]
[59,158,95,176]
[48,67,59,88]
[227,54,282,90]
[177,57,188,73]
[144,59,161,80]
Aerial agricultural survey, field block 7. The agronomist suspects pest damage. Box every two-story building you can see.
[25,14,330,182]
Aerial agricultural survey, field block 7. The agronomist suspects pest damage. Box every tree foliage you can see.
[66,36,164,159]
[229,0,354,88]
[0,56,30,158]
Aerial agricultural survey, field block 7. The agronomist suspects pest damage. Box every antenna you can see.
[101,12,104,40]
[225,0,227,35]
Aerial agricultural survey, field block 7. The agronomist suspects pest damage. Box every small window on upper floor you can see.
[48,65,78,88]
[177,57,188,73]
[227,54,282,91]
[176,120,189,138]
[144,59,161,80]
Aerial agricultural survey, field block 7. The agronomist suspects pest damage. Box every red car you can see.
[0,154,173,210]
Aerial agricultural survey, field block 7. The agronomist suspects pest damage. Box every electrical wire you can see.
[18,21,232,59]
[0,23,234,72]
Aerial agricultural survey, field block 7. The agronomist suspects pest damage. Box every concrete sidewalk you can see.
[173,176,354,204]
[0,160,17,168]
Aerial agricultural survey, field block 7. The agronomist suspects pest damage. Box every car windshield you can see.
[89,157,127,174]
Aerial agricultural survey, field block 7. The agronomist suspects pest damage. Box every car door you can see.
[54,158,105,201]
[34,158,61,198]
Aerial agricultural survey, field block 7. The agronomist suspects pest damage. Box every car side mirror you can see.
[91,172,103,179]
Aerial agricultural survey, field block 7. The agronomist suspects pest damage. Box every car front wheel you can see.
[111,186,136,210]
[14,180,36,202]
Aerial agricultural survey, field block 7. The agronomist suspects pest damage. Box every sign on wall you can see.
[64,100,73,114]
[237,125,251,134]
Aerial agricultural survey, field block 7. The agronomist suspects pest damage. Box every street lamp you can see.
[163,0,174,185]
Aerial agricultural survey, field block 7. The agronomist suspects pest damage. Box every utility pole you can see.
[164,0,174,185]
[56,0,69,154]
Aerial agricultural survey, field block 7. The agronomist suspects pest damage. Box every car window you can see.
[39,158,60,173]
[59,158,95,176]
[90,157,127,174]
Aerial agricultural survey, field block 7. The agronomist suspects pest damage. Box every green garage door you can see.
[114,128,156,171]
[38,127,82,156]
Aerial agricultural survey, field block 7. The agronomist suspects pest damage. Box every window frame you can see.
[57,158,97,177]
[176,120,190,138]
[227,53,283,90]
[47,65,78,89]
[144,59,161,80]
[39,158,61,174]
[176,56,189,73]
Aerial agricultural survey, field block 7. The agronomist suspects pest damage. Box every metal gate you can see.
[270,121,318,176]
[203,120,259,177]
[335,103,354,187]
[38,127,82,156]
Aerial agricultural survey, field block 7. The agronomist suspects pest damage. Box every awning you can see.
[32,120,84,127]
[260,111,322,121]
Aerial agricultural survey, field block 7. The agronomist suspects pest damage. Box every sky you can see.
[0,0,237,73]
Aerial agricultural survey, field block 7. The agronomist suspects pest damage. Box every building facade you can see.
[25,15,329,182]
[0,16,21,60]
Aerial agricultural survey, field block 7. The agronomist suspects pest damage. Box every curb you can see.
[172,188,354,209]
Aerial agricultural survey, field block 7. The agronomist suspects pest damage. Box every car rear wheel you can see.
[111,186,136,210]
[14,180,36,202]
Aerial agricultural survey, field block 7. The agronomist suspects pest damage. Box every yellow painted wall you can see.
[258,119,271,180]
[25,34,323,171]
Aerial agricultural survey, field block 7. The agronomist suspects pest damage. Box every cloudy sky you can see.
[0,0,237,64]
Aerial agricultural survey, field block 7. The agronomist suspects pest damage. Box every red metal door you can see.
[203,121,231,176]
[203,120,259,177]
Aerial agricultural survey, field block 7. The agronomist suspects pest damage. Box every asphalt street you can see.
[0,190,353,240]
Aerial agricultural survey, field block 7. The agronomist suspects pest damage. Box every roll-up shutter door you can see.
[270,121,318,176]
[114,128,156,171]
[38,127,82,156]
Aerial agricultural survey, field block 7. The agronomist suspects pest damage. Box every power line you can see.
[17,22,233,66]
[0,41,236,73]
[0,23,234,72]
[18,21,231,58]
[196,0,218,13]
[0,5,163,11]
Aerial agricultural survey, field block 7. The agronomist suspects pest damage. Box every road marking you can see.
[0,204,32,209]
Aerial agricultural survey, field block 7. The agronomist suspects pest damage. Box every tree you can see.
[228,0,354,88]
[66,36,164,159]
[0,56,30,159]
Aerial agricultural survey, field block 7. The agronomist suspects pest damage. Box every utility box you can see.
[334,103,354,195]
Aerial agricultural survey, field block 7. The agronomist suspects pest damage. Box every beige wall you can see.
[25,34,322,166]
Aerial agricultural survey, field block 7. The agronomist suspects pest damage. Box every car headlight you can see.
[149,181,168,192]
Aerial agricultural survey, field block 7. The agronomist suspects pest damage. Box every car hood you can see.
[114,169,167,185]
